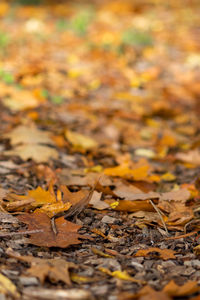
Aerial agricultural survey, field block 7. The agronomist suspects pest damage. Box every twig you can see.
[0,229,43,237]
[149,200,169,236]
[164,231,197,240]
[51,217,57,235]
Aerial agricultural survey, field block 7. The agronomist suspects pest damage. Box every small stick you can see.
[164,231,197,240]
[51,216,57,235]
[149,200,169,235]
[51,176,102,235]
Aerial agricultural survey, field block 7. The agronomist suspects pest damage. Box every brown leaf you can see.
[89,191,109,210]
[7,250,75,285]
[119,286,171,300]
[134,247,176,260]
[112,200,155,212]
[17,212,88,248]
[163,280,200,297]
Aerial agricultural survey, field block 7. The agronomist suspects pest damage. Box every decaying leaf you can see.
[7,250,75,286]
[17,212,89,248]
[163,280,200,297]
[118,285,171,300]
[134,247,176,260]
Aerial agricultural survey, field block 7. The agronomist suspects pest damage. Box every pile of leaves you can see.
[0,0,200,299]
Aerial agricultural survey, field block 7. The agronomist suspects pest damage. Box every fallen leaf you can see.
[163,280,200,297]
[112,199,154,212]
[0,273,19,298]
[134,247,176,260]
[5,185,71,218]
[104,163,150,181]
[4,124,54,146]
[99,267,143,284]
[7,249,75,285]
[89,190,109,210]
[2,89,39,111]
[65,129,98,151]
[4,144,58,163]
[176,149,200,166]
[119,285,171,300]
[17,212,88,248]
[4,124,58,162]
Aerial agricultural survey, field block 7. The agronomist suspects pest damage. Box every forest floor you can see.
[0,1,200,299]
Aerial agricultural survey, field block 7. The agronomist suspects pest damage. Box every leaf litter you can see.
[0,0,200,299]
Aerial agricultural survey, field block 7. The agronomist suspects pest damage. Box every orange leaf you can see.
[135,247,176,260]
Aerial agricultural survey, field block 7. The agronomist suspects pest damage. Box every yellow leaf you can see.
[0,273,19,297]
[99,268,143,283]
[28,186,57,207]
[84,165,103,173]
[161,172,176,182]
[111,270,141,283]
[71,273,94,284]
[65,130,98,151]
[35,201,71,218]
[104,163,149,181]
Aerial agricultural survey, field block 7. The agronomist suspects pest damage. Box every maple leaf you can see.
[163,280,200,297]
[4,125,54,146]
[4,185,71,218]
[4,144,58,163]
[4,124,58,162]
[6,250,75,286]
[17,212,89,248]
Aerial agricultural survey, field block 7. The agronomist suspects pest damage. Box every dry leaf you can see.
[89,190,109,210]
[163,280,200,297]
[0,273,19,298]
[17,212,88,248]
[5,185,71,218]
[134,247,176,260]
[4,144,58,163]
[4,124,58,162]
[65,130,98,151]
[7,250,75,285]
[4,125,54,146]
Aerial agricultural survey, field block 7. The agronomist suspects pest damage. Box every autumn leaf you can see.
[134,247,176,260]
[17,212,89,248]
[4,185,71,218]
[6,249,75,286]
[65,129,98,151]
[99,267,143,284]
[4,125,54,146]
[119,285,171,300]
[0,273,19,298]
[4,124,58,162]
[104,163,150,181]
[163,280,200,297]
